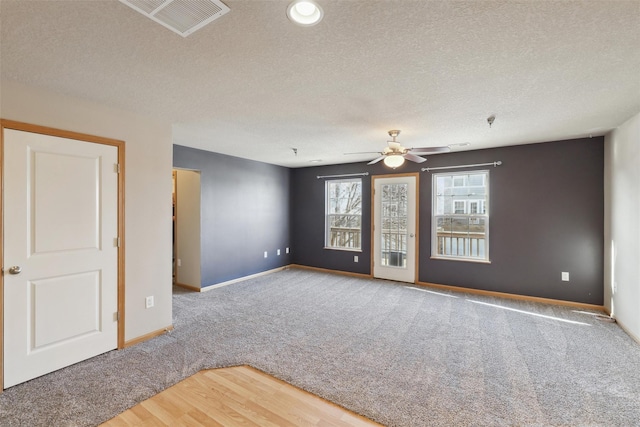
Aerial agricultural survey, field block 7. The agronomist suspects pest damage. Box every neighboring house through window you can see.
[453,200,466,214]
[432,171,489,262]
[325,179,362,250]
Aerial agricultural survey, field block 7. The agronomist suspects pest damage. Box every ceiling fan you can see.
[346,130,451,168]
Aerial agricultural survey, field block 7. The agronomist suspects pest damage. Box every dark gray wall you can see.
[290,163,372,275]
[174,145,291,288]
[291,137,604,305]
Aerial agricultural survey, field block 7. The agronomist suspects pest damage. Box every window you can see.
[453,176,465,187]
[453,200,466,214]
[432,170,489,262]
[468,200,478,214]
[325,179,362,250]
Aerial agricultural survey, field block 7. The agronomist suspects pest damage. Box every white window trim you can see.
[431,170,490,262]
[324,178,362,251]
[453,200,466,214]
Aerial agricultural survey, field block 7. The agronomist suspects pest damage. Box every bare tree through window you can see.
[326,179,362,250]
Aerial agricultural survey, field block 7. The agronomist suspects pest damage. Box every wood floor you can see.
[100,365,383,426]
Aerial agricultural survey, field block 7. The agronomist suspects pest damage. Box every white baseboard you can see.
[200,266,288,292]
[614,317,640,345]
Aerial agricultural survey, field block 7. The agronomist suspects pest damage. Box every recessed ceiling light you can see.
[287,0,323,26]
[309,159,322,163]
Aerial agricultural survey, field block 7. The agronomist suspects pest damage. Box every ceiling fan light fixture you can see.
[384,154,405,169]
[287,0,323,26]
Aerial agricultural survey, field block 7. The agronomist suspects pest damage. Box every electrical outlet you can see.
[354,255,359,262]
[561,272,569,282]
[277,249,281,256]
[286,247,290,254]
[145,296,154,309]
[177,259,181,267]
[264,251,268,258]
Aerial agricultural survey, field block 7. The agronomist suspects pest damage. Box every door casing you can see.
[0,119,125,391]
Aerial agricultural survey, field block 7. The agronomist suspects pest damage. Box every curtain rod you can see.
[317,172,369,179]
[421,161,502,172]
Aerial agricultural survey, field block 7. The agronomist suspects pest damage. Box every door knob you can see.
[7,266,22,275]
[409,233,415,238]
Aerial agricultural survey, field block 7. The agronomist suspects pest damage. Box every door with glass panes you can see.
[372,174,417,283]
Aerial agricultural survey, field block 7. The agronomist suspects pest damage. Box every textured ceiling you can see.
[1,0,639,168]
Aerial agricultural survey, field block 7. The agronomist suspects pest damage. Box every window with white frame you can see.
[453,176,465,187]
[325,179,362,250]
[432,171,489,261]
[453,200,466,214]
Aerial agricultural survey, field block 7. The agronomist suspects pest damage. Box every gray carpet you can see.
[1,268,639,426]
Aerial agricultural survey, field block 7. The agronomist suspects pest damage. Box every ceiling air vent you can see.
[119,0,230,37]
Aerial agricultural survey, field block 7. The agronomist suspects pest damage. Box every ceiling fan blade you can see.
[409,146,451,155]
[344,151,383,155]
[367,155,386,165]
[403,153,427,163]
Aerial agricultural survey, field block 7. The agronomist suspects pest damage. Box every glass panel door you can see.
[373,175,417,283]
[380,183,408,267]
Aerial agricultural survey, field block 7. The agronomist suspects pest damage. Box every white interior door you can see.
[373,175,417,283]
[3,128,119,388]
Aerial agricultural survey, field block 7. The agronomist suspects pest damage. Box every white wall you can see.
[604,111,640,342]
[1,79,173,342]
[175,169,201,288]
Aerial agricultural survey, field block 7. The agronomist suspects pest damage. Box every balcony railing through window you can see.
[436,231,486,258]
[328,226,361,249]
[381,229,407,267]
[434,215,487,259]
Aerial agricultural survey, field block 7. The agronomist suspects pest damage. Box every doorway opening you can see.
[172,168,202,291]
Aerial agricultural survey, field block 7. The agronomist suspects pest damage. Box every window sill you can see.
[324,247,362,253]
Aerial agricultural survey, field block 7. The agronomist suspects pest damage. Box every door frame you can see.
[173,168,202,291]
[370,172,420,283]
[0,119,126,391]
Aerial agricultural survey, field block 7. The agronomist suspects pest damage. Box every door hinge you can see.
[115,237,121,247]
[114,163,120,173]
[116,311,121,322]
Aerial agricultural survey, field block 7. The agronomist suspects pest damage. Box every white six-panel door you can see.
[3,128,119,388]
[373,175,417,283]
